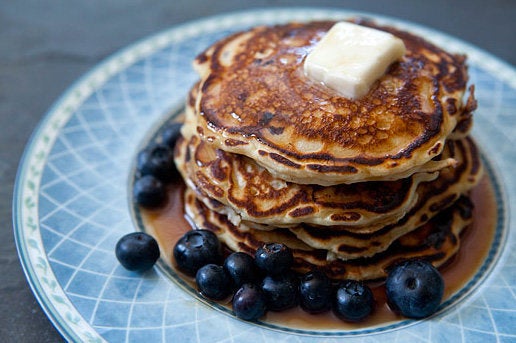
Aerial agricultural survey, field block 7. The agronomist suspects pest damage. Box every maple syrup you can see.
[139,173,498,331]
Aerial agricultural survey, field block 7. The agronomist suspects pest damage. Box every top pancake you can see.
[190,20,475,185]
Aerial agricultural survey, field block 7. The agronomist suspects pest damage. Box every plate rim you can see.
[12,7,516,342]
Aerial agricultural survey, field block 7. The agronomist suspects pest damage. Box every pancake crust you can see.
[188,20,476,185]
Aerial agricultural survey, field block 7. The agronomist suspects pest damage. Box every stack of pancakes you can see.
[173,20,482,281]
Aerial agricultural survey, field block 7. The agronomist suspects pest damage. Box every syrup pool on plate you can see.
[137,171,498,331]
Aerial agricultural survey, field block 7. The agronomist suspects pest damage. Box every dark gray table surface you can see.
[1,1,514,342]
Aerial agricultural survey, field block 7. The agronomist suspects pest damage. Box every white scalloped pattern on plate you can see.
[13,8,515,343]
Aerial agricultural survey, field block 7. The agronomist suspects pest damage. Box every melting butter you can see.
[304,22,406,100]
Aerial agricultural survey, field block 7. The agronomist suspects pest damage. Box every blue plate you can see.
[13,8,515,343]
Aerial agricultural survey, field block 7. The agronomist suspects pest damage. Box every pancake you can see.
[174,128,439,228]
[179,136,481,260]
[186,20,476,185]
[289,137,482,259]
[184,187,474,281]
[170,19,481,282]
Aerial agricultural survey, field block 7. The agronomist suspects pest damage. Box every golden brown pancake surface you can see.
[190,20,475,185]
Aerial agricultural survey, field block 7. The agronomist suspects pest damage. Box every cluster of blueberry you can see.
[116,122,183,273]
[132,122,182,209]
[173,231,378,321]
[171,229,444,321]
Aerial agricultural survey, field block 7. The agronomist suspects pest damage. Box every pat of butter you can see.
[304,22,406,99]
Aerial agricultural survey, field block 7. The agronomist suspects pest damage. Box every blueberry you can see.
[137,143,177,182]
[299,270,333,314]
[133,175,167,209]
[333,280,375,322]
[255,243,293,275]
[161,122,182,149]
[385,259,444,319]
[233,283,267,321]
[173,230,222,276]
[224,252,260,288]
[196,264,232,300]
[261,272,299,311]
[115,232,160,272]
